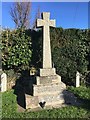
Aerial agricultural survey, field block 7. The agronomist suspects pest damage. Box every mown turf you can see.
[1,86,90,118]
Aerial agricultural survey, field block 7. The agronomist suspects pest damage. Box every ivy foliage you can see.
[2,29,32,70]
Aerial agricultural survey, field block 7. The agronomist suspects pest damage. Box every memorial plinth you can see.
[25,12,66,110]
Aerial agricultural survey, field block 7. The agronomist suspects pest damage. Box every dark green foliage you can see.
[2,29,32,70]
[50,28,89,84]
[24,29,43,69]
[30,29,43,68]
[87,30,90,70]
[1,27,89,84]
[86,72,90,85]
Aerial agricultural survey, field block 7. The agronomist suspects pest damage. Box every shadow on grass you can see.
[12,69,90,112]
[71,92,90,111]
[65,88,90,111]
[12,69,36,109]
[79,98,90,111]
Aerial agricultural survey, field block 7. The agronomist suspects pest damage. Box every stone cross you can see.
[37,12,55,69]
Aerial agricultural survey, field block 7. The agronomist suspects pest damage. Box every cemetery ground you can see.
[1,12,90,119]
[2,84,90,118]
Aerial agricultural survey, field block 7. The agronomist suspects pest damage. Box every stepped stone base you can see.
[25,81,66,109]
[25,93,65,109]
[25,95,39,109]
[33,82,66,96]
[25,68,66,110]
[36,74,61,85]
[40,68,56,76]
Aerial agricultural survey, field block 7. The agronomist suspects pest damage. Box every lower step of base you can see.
[25,93,65,109]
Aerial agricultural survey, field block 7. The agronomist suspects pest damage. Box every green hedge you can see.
[1,28,32,71]
[50,28,89,84]
[1,27,90,84]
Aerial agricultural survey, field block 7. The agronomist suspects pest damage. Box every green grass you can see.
[1,86,90,118]
[67,85,90,100]
[2,90,17,118]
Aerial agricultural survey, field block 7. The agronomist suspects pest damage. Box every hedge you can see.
[1,28,32,71]
[1,27,90,84]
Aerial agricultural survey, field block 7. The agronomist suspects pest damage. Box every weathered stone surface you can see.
[40,68,56,76]
[25,12,66,110]
[25,94,39,109]
[37,12,55,69]
[36,74,61,85]
[0,73,7,92]
[7,80,15,90]
[0,71,3,75]
[76,71,80,87]
[25,89,81,111]
[25,90,66,108]
[38,94,65,106]
[33,82,66,96]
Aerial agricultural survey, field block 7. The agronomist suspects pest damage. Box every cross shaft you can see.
[37,12,55,69]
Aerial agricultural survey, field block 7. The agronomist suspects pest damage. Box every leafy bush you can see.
[2,29,32,70]
[87,30,90,70]
[50,28,89,84]
[1,28,89,85]
[29,29,42,68]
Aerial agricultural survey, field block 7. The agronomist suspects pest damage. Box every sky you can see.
[1,2,88,29]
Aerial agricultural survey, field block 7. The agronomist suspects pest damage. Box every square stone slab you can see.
[39,68,56,76]
[36,74,61,85]
[25,94,39,109]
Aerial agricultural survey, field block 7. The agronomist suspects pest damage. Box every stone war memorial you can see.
[25,12,67,110]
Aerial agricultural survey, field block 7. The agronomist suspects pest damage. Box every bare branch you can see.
[10,2,31,29]
[32,6,40,30]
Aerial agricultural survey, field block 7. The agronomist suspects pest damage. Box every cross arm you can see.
[49,20,56,27]
[37,19,44,27]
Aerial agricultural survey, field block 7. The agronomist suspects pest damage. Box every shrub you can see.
[1,27,89,85]
[2,28,32,70]
[50,28,89,84]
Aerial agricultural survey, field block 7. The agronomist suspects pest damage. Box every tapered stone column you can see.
[37,12,55,69]
[37,12,56,76]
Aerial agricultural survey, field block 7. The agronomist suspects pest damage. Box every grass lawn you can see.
[1,85,90,118]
